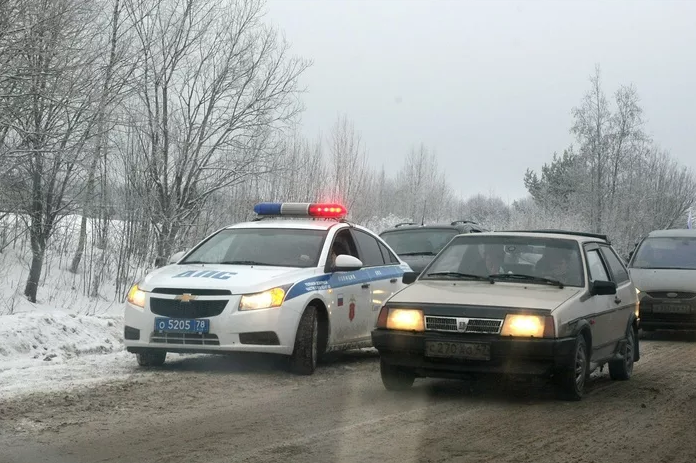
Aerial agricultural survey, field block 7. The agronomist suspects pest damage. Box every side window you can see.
[329,229,359,260]
[353,230,386,267]
[600,246,630,283]
[378,240,399,264]
[586,249,610,282]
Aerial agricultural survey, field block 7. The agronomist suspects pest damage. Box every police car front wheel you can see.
[289,305,319,375]
[136,350,167,367]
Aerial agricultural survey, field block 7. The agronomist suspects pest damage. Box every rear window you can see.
[380,228,458,256]
[631,236,696,270]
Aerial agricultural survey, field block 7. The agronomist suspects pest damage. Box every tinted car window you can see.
[380,229,458,256]
[353,230,386,267]
[182,228,326,268]
[630,236,696,270]
[424,235,584,287]
[378,241,399,264]
[586,250,609,281]
[600,246,630,283]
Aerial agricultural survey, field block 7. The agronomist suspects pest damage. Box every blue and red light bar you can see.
[253,202,347,219]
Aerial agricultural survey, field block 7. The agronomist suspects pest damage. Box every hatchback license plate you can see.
[425,341,491,360]
[653,304,692,314]
[154,317,210,333]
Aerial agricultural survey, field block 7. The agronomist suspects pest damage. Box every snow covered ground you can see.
[0,311,134,399]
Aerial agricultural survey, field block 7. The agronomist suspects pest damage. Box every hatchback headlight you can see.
[500,314,554,338]
[239,287,288,311]
[376,307,424,332]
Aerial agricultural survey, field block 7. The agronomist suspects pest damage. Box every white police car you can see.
[123,202,412,374]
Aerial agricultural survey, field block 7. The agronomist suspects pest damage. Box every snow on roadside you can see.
[0,311,132,399]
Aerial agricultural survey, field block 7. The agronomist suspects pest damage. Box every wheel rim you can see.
[575,341,587,390]
[625,330,634,373]
[311,316,318,367]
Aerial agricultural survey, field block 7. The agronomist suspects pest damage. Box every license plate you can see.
[653,304,692,314]
[425,341,491,360]
[154,317,210,333]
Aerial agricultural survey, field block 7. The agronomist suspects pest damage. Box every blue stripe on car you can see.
[285,265,406,301]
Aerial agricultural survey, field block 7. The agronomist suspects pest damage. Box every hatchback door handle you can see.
[362,283,370,289]
[389,278,397,283]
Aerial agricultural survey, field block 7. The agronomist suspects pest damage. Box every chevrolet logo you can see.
[175,293,196,303]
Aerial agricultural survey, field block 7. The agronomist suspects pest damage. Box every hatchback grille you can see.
[424,316,503,334]
[150,332,220,345]
[647,292,696,300]
[150,298,228,318]
[152,288,231,296]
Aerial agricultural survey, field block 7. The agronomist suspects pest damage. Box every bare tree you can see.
[6,0,101,302]
[123,0,310,267]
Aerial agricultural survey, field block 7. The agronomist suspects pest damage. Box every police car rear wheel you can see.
[380,359,415,391]
[289,305,319,375]
[136,350,166,367]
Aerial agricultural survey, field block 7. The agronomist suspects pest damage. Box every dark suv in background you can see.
[628,229,696,331]
[379,220,487,273]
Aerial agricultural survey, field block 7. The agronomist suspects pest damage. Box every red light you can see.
[308,203,347,218]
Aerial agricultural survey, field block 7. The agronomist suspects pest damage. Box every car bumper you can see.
[123,300,301,356]
[371,329,576,378]
[639,312,696,330]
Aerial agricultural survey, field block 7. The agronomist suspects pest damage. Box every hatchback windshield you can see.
[182,228,326,268]
[423,235,585,287]
[630,237,696,270]
[381,229,459,256]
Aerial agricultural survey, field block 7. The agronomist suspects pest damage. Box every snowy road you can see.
[2,332,696,463]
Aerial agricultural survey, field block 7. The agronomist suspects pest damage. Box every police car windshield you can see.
[423,235,585,287]
[631,237,696,270]
[182,228,326,268]
[381,229,458,256]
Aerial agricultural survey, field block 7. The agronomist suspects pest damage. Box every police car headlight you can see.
[239,287,288,311]
[127,284,147,308]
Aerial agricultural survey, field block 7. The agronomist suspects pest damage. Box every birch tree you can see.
[124,0,310,267]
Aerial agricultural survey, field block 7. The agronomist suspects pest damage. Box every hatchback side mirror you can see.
[402,271,419,285]
[168,250,187,265]
[591,280,617,296]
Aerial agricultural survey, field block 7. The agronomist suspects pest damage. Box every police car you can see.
[123,202,412,375]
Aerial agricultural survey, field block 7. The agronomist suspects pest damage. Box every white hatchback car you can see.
[124,202,411,374]
[372,230,640,400]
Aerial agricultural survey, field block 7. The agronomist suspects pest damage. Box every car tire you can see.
[609,326,636,381]
[136,350,166,367]
[555,335,588,401]
[380,359,415,391]
[289,305,319,375]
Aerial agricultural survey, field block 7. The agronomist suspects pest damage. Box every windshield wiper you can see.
[426,271,493,282]
[488,273,564,289]
[219,260,271,266]
[400,251,437,256]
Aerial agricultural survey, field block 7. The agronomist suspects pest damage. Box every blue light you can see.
[253,203,282,215]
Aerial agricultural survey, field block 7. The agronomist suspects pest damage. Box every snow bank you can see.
[0,311,130,399]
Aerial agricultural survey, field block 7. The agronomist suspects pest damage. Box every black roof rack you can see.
[500,229,610,243]
[394,222,418,228]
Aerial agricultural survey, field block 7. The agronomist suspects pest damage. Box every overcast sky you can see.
[265,0,696,202]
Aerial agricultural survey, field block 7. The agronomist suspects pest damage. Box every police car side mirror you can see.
[168,250,187,265]
[333,254,363,272]
[402,271,419,285]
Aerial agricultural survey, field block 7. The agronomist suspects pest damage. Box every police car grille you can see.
[150,332,220,345]
[152,288,232,296]
[150,298,228,318]
[424,316,503,334]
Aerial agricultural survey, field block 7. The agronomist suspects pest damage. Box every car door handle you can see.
[614,297,622,304]
[362,283,370,289]
[389,278,397,283]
